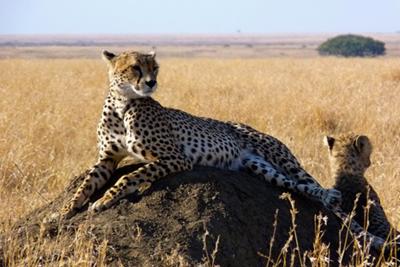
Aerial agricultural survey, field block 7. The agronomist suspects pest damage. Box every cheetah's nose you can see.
[145,80,157,88]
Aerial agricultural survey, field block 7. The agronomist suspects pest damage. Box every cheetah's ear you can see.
[354,135,371,154]
[148,50,156,59]
[323,136,335,150]
[102,50,116,66]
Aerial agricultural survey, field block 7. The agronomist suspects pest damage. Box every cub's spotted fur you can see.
[324,133,399,241]
[60,50,342,219]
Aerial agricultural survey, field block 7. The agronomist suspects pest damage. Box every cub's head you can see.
[102,50,159,98]
[323,133,372,176]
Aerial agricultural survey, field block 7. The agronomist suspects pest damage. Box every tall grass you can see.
[0,57,399,265]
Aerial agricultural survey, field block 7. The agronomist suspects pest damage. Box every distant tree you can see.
[318,34,385,57]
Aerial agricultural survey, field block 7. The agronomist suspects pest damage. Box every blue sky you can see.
[1,0,399,34]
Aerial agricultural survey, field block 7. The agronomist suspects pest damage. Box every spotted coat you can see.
[58,50,393,251]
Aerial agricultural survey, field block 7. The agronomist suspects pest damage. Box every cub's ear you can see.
[323,136,335,150]
[148,50,156,58]
[353,135,371,154]
[102,50,116,65]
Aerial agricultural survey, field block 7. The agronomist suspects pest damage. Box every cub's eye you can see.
[153,66,159,72]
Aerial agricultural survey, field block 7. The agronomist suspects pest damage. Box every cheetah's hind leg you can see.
[240,154,341,209]
[295,181,342,210]
[240,154,297,191]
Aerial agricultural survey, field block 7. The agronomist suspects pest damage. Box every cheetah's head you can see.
[323,133,372,176]
[102,50,159,98]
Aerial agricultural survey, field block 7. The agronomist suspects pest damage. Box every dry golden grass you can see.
[0,56,400,265]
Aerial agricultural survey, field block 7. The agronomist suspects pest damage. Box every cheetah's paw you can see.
[60,201,79,219]
[88,195,113,213]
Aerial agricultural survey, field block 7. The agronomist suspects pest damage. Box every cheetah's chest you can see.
[97,109,129,158]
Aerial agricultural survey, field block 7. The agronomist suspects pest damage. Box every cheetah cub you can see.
[61,50,342,219]
[324,133,399,241]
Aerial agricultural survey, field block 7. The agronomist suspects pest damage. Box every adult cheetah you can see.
[324,133,399,242]
[57,50,391,250]
[60,50,342,219]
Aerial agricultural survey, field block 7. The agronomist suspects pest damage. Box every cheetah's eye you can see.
[131,65,143,78]
[153,66,159,73]
[132,65,141,73]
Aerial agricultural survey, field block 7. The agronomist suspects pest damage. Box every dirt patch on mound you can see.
[3,164,364,266]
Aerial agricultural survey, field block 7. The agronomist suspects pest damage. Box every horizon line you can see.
[1,32,400,37]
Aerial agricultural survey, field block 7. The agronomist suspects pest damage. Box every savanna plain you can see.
[0,42,400,265]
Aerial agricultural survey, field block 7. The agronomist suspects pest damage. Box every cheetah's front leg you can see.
[61,158,117,218]
[89,156,193,212]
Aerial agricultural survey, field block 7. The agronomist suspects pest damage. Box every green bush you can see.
[318,34,385,57]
